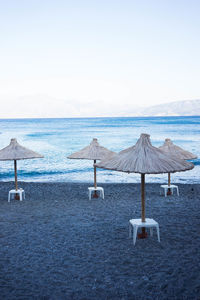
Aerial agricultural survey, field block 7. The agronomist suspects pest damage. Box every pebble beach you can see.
[0,181,200,299]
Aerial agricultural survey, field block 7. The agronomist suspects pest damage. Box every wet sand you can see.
[0,182,200,299]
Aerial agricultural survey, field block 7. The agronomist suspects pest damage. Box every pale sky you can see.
[0,0,200,118]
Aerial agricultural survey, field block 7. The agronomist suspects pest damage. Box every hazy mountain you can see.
[1,95,199,118]
[131,99,200,117]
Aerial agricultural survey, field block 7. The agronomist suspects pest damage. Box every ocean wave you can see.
[26,132,63,138]
[0,167,95,180]
[148,116,200,125]
[189,159,200,165]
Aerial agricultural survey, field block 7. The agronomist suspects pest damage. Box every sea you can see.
[0,116,199,184]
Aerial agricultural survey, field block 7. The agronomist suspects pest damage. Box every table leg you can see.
[133,226,138,245]
[156,225,160,242]
[150,227,153,236]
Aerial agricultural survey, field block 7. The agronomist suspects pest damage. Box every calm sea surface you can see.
[0,117,199,184]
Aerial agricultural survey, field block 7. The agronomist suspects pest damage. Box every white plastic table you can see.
[160,184,179,197]
[8,189,25,202]
[129,218,160,245]
[88,187,104,200]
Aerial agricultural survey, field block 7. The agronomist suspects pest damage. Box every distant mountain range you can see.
[130,99,200,117]
[1,95,199,118]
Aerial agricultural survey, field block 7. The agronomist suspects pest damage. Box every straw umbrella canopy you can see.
[0,138,44,190]
[159,138,197,189]
[68,138,115,194]
[96,133,194,235]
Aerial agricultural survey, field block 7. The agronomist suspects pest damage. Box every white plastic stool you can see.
[88,187,104,200]
[129,218,160,245]
[160,184,179,197]
[8,189,25,202]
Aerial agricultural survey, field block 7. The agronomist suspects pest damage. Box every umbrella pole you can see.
[93,160,98,198]
[14,160,18,190]
[14,160,20,200]
[167,173,172,195]
[138,173,147,239]
[141,173,145,222]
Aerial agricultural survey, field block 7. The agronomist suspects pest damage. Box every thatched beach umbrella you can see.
[159,138,197,194]
[68,138,115,197]
[96,134,194,237]
[0,138,44,192]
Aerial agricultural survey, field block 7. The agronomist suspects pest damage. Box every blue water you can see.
[0,116,199,184]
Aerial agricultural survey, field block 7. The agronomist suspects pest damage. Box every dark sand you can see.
[0,182,200,300]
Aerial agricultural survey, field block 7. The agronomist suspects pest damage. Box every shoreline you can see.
[1,180,200,184]
[0,182,200,299]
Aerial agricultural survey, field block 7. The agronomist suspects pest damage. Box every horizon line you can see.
[0,115,200,120]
